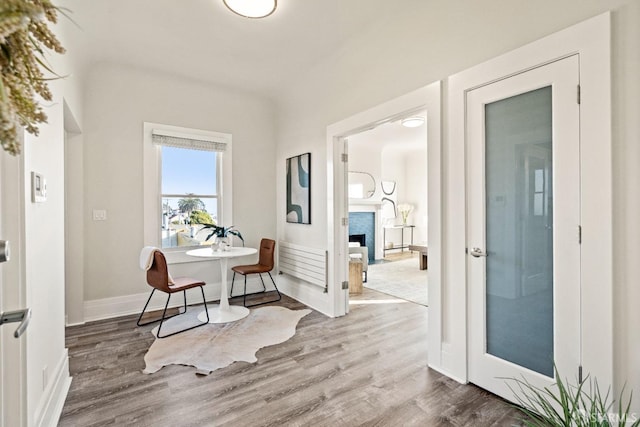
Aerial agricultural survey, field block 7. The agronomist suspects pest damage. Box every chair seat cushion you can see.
[232,264,272,275]
[167,277,206,292]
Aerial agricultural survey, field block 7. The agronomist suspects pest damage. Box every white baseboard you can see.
[427,362,467,385]
[276,272,333,317]
[82,276,274,323]
[427,343,467,384]
[35,349,71,427]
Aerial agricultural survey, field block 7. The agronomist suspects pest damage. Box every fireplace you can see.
[348,212,375,262]
[349,233,366,247]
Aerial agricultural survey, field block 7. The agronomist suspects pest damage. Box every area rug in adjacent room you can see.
[143,306,311,375]
[365,256,428,306]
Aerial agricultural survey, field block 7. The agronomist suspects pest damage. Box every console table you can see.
[383,225,415,256]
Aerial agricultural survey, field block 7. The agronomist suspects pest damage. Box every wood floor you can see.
[59,289,523,426]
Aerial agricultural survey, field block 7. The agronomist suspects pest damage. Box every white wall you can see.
[17,8,85,424]
[275,0,640,412]
[403,151,428,244]
[78,63,276,312]
[23,97,69,427]
[611,0,640,408]
[348,137,428,249]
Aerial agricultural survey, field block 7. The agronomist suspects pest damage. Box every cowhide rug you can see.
[143,305,311,375]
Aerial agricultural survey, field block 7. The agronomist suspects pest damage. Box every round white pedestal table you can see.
[186,246,257,323]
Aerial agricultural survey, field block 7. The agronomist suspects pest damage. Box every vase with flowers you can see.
[397,203,414,225]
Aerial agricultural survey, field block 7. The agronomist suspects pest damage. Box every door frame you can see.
[467,56,582,399]
[326,81,441,317]
[442,12,612,389]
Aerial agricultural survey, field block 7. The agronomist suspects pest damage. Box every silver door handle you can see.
[0,240,9,263]
[469,247,488,258]
[0,308,31,338]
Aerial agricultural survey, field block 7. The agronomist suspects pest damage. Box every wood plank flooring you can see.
[59,289,523,426]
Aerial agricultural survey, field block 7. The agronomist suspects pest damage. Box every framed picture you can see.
[286,152,311,224]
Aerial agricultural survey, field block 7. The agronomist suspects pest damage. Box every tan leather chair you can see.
[230,238,281,307]
[137,250,209,338]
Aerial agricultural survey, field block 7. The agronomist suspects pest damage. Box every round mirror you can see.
[348,171,376,199]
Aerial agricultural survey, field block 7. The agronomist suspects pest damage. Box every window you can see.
[160,146,219,248]
[143,123,233,255]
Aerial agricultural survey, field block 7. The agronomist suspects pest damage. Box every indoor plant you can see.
[0,0,66,155]
[198,224,244,247]
[506,366,639,426]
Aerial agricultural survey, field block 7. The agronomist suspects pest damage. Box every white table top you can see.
[186,246,257,259]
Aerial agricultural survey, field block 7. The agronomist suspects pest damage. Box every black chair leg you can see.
[155,293,173,338]
[137,288,157,326]
[242,272,282,308]
[230,272,237,297]
[137,289,181,327]
[200,286,210,324]
[137,287,210,338]
[243,275,248,307]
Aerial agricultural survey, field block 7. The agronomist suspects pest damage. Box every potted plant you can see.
[506,366,639,426]
[198,224,244,249]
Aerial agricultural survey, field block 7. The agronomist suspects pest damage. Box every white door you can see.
[467,55,581,400]
[1,150,27,426]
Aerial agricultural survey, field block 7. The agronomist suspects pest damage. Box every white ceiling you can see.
[348,110,428,154]
[62,0,407,98]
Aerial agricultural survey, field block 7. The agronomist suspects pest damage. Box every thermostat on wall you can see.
[31,172,47,203]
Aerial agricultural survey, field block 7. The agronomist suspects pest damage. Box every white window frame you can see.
[143,122,233,263]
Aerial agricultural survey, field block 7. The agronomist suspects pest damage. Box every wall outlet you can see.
[93,209,107,221]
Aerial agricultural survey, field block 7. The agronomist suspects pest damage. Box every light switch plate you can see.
[31,172,47,203]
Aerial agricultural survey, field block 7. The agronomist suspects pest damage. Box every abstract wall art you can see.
[286,152,311,224]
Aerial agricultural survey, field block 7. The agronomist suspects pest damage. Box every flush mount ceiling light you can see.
[223,0,277,18]
[401,116,425,128]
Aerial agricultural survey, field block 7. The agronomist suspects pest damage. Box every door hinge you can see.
[341,153,348,163]
[577,84,581,104]
[341,281,349,290]
[578,365,583,383]
[341,217,349,226]
[578,225,582,244]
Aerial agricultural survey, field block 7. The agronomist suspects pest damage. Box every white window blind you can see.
[152,129,227,152]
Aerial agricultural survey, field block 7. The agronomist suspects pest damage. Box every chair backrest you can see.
[146,250,171,293]
[258,238,276,270]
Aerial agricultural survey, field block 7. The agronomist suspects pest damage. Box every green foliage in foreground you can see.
[506,366,639,427]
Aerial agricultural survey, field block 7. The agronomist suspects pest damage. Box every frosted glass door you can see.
[467,55,581,401]
[485,86,554,377]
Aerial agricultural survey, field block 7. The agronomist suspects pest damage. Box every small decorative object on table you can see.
[397,203,414,225]
[198,225,244,251]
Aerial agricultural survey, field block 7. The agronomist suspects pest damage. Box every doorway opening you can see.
[346,111,428,306]
[325,81,441,317]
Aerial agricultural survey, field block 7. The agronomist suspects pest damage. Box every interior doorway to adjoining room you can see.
[346,111,428,306]
[326,81,441,317]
